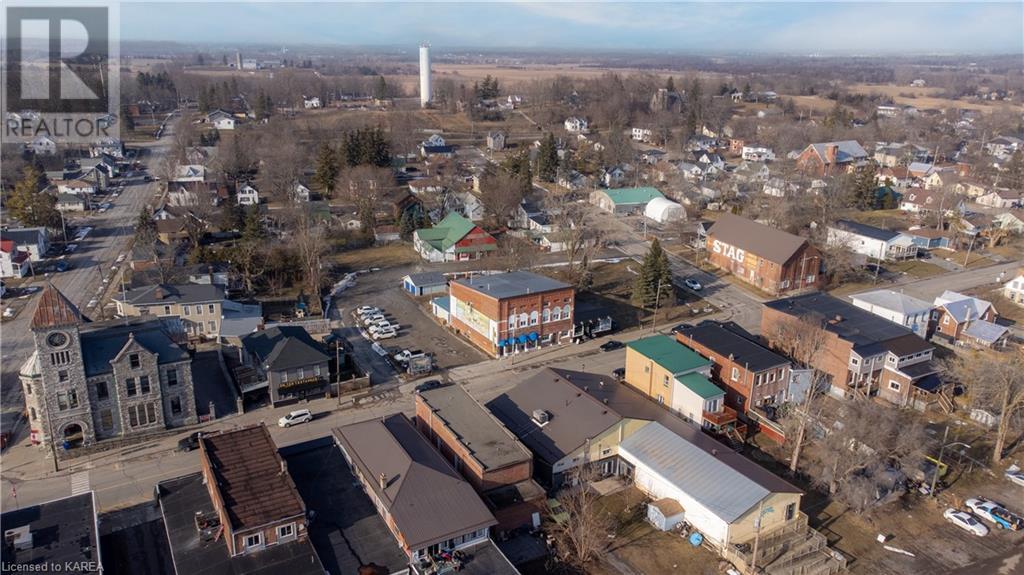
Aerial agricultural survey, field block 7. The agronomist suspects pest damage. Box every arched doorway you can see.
[62,423,84,449]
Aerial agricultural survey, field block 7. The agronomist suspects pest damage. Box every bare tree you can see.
[946,349,1024,465]
[549,468,615,571]
[288,206,330,314]
[256,133,303,203]
[479,170,527,226]
[498,235,539,272]
[546,196,604,288]
[339,165,394,230]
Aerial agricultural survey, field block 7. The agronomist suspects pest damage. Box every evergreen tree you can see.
[313,143,340,197]
[374,76,388,100]
[241,206,264,242]
[398,210,415,240]
[537,133,559,183]
[852,163,878,210]
[254,90,268,120]
[665,76,676,93]
[136,208,158,246]
[631,238,673,309]
[7,166,58,229]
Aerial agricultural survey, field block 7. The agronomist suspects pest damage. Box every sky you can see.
[119,2,1024,55]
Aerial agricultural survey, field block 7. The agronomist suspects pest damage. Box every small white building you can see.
[849,289,934,338]
[173,164,206,183]
[26,135,57,156]
[564,117,588,134]
[644,197,686,224]
[293,182,312,202]
[237,183,260,205]
[977,189,1021,209]
[303,96,322,109]
[207,109,236,130]
[1004,272,1024,306]
[826,220,917,261]
[631,127,653,142]
[55,179,97,196]
[741,144,775,162]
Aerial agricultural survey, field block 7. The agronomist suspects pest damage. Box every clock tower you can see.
[28,284,93,450]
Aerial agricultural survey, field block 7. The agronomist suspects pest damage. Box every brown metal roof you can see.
[31,284,83,329]
[707,213,809,265]
[200,425,305,531]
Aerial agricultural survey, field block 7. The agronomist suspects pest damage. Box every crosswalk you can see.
[70,471,90,496]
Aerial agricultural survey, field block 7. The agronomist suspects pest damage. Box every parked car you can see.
[671,323,694,334]
[371,342,389,357]
[2,308,15,319]
[684,278,703,291]
[612,367,626,381]
[966,498,1024,530]
[394,349,425,363]
[372,328,398,340]
[944,509,989,536]
[278,409,313,428]
[356,306,380,316]
[414,379,443,393]
[176,432,201,452]
[600,340,624,352]
[362,314,386,326]
[369,321,395,334]
[1006,468,1024,488]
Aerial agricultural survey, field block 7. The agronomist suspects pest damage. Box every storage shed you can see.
[647,498,686,531]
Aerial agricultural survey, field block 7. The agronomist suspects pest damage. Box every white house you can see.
[741,144,775,162]
[631,127,653,142]
[293,182,312,202]
[173,164,206,183]
[977,189,1021,209]
[1004,272,1024,306]
[302,96,322,109]
[0,240,31,278]
[826,220,917,261]
[849,289,934,338]
[1,227,49,262]
[237,183,260,205]
[55,193,88,213]
[564,117,588,134]
[422,133,446,148]
[207,109,236,130]
[90,137,125,159]
[26,136,57,156]
[763,178,798,198]
[55,179,97,196]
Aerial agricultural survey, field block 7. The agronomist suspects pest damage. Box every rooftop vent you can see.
[532,409,551,426]
[4,526,32,551]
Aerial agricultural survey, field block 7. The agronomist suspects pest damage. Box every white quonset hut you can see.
[619,422,801,548]
[644,197,685,224]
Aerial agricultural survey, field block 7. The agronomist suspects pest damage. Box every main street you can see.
[0,116,179,439]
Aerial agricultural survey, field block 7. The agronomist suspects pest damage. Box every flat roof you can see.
[452,271,570,300]
[677,373,724,400]
[675,321,790,373]
[200,425,306,531]
[158,473,323,575]
[765,292,920,354]
[0,492,101,570]
[417,384,533,472]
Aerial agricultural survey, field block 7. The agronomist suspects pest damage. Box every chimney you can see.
[154,287,166,300]
[825,144,839,165]
[379,472,387,490]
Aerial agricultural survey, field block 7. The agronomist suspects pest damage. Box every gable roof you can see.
[416,212,491,252]
[963,320,1009,344]
[602,187,664,206]
[707,213,809,265]
[332,415,496,550]
[118,283,225,306]
[200,425,305,531]
[849,289,933,315]
[627,335,711,375]
[675,321,790,373]
[240,326,329,372]
[1,227,47,246]
[934,290,993,323]
[80,316,189,377]
[807,140,867,164]
[831,219,901,242]
[452,271,569,300]
[31,285,83,329]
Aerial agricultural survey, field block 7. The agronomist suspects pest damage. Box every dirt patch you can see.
[329,244,419,270]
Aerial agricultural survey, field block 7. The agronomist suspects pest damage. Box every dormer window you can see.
[129,354,140,369]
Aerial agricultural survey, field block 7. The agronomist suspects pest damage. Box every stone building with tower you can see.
[20,285,197,452]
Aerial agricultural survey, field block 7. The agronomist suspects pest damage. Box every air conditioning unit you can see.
[4,526,32,551]
[532,409,551,426]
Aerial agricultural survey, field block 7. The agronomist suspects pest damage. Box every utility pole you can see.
[651,279,665,333]
[930,425,950,496]
[962,233,976,267]
[749,499,766,574]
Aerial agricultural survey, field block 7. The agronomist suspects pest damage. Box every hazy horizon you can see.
[117,2,1024,56]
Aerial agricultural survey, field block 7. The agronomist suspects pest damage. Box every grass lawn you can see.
[848,210,912,229]
[329,244,419,270]
[962,252,995,268]
[885,259,945,278]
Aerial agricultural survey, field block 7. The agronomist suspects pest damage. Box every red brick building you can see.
[444,271,575,357]
[931,291,1001,345]
[796,140,868,176]
[415,385,545,531]
[705,213,823,296]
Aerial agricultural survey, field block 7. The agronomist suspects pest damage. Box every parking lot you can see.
[334,268,487,380]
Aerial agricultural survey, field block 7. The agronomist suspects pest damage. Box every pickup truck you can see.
[393,349,424,363]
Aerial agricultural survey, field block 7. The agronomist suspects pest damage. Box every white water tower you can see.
[419,43,431,107]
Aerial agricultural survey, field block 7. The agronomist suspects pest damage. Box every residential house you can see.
[238,326,332,406]
[26,135,57,155]
[0,493,103,573]
[293,182,312,202]
[207,109,236,130]
[55,178,97,196]
[734,161,770,183]
[601,165,631,187]
[374,225,401,244]
[639,149,667,165]
[762,178,798,198]
[237,183,260,205]
[516,201,556,233]
[705,214,823,295]
[415,385,545,531]
[796,140,868,176]
[563,117,588,134]
[303,96,322,109]
[332,414,505,567]
[156,425,324,575]
[977,189,1022,209]
[631,127,653,142]
[413,212,497,263]
[114,283,260,341]
[932,291,1007,349]
[486,131,506,151]
[693,151,725,171]
[849,289,934,339]
[167,182,222,207]
[741,144,774,162]
[955,179,989,198]
[1003,271,1024,306]
[90,137,125,159]
[186,146,211,166]
[826,220,917,261]
[0,240,31,278]
[557,170,588,190]
[55,193,87,213]
[1,228,50,262]
[876,166,914,189]
[762,292,943,408]
[903,226,954,250]
[420,134,454,158]
[900,189,961,215]
[173,164,206,183]
[985,135,1022,158]
[994,211,1024,234]
[590,187,664,215]
[441,271,575,357]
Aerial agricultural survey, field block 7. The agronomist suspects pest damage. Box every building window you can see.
[208,321,216,332]
[30,407,37,421]
[146,402,156,423]
[644,365,650,374]
[731,367,740,381]
[197,322,204,334]
[139,376,151,394]
[656,394,665,404]
[167,368,178,386]
[170,397,182,415]
[95,381,109,400]
[562,304,571,320]
[850,357,860,366]
[163,305,171,315]
[530,311,539,326]
[785,502,796,521]
[50,351,71,366]
[100,409,113,431]
[125,377,136,396]
[519,313,528,328]
[58,370,69,382]
[277,524,295,541]
[195,305,203,315]
[663,375,670,387]
[128,407,138,427]
[888,380,901,392]
[507,315,515,330]
[129,354,141,369]
[244,533,263,550]
[281,370,289,383]
[208,304,216,314]
[183,306,191,316]
[542,308,550,323]
[942,315,949,325]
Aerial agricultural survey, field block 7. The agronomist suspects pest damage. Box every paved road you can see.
[0,117,178,438]
[893,260,1023,301]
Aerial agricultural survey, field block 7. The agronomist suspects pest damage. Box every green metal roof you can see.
[677,373,724,400]
[627,335,711,375]
[603,187,664,206]
[416,212,492,252]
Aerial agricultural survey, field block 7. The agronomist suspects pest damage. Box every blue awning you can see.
[528,332,539,341]
[497,339,507,347]
[517,334,528,344]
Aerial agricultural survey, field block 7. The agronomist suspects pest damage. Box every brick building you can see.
[762,293,944,409]
[795,140,868,176]
[443,271,575,357]
[22,285,197,451]
[705,214,823,295]
[415,385,545,531]
[931,290,1007,348]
